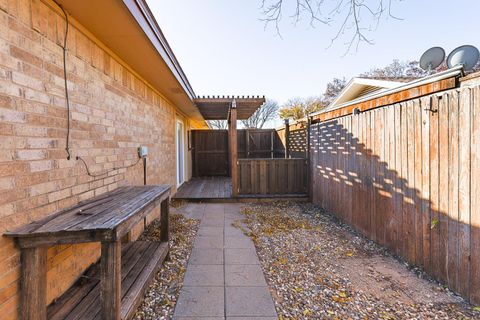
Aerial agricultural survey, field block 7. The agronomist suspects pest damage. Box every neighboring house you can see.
[0,0,213,317]
[312,69,463,118]
[324,77,409,111]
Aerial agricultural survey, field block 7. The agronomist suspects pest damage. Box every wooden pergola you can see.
[193,95,266,196]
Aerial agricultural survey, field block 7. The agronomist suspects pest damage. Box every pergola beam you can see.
[194,96,265,121]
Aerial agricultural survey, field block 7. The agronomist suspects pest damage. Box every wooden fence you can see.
[238,158,308,195]
[277,126,308,158]
[192,129,286,177]
[310,84,480,304]
[238,129,285,158]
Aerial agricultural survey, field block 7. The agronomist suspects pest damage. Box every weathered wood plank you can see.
[438,92,450,282]
[406,100,416,264]
[359,111,369,235]
[372,110,380,243]
[345,116,353,225]
[414,98,424,266]
[429,96,440,280]
[393,103,403,257]
[447,90,459,292]
[421,97,431,272]
[21,247,47,320]
[100,241,121,320]
[400,102,409,259]
[350,116,358,230]
[457,88,471,297]
[260,160,267,194]
[160,199,169,244]
[384,105,395,250]
[470,86,480,303]
[121,243,168,319]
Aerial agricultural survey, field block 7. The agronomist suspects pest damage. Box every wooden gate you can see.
[192,130,229,176]
[238,158,308,195]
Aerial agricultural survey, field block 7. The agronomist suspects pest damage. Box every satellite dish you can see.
[419,47,445,71]
[447,45,480,71]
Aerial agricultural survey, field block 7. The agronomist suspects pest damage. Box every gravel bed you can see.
[133,211,199,320]
[239,202,480,319]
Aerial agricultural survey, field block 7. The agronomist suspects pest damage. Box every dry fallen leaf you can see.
[236,202,476,319]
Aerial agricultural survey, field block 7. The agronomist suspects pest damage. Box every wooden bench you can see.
[4,185,171,320]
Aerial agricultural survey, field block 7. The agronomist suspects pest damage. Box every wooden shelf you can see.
[47,241,168,320]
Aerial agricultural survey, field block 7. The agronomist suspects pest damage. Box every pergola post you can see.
[229,100,238,197]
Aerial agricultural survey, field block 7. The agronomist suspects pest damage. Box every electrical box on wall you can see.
[138,146,148,158]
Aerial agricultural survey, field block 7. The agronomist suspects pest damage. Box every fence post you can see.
[285,119,290,159]
[245,129,249,158]
[270,130,274,158]
[307,116,313,200]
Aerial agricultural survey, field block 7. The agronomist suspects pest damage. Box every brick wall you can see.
[0,0,195,318]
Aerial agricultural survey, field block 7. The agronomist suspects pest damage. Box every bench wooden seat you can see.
[47,241,168,320]
[4,185,171,320]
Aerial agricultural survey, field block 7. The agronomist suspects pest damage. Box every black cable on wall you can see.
[52,1,146,180]
[76,156,142,179]
[54,1,72,160]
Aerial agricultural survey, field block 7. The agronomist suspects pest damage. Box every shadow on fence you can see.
[310,90,480,304]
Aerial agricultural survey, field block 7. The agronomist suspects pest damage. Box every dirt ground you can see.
[238,202,480,319]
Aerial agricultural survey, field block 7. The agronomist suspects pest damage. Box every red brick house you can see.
[0,0,212,318]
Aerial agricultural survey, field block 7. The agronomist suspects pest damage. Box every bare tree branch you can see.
[207,120,228,130]
[242,100,279,128]
[261,0,403,53]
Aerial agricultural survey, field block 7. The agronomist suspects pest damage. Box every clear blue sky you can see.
[147,0,479,106]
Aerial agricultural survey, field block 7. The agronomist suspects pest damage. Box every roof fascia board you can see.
[122,0,196,100]
[328,78,356,108]
[354,77,404,88]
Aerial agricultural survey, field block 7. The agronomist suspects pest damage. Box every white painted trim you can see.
[176,119,185,187]
[328,77,403,109]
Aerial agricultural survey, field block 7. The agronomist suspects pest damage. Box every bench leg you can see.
[21,247,47,320]
[100,241,121,320]
[160,198,170,260]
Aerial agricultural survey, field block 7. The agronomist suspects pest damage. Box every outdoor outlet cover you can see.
[138,146,148,158]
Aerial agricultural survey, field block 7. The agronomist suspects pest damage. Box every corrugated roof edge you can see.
[123,0,196,100]
[310,65,464,118]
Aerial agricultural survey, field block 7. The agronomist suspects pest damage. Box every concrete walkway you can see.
[173,203,277,320]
